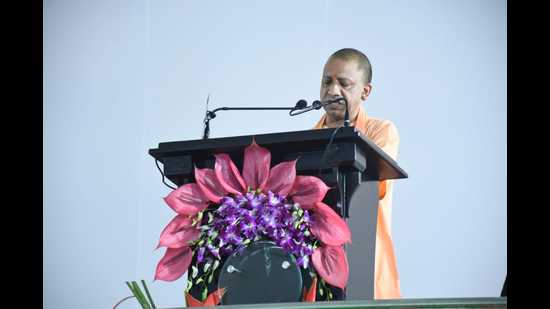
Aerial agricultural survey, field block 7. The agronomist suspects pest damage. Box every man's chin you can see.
[325,109,345,120]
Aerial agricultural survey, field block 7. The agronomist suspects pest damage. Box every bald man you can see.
[313,48,401,299]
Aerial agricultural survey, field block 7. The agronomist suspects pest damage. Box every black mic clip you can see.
[205,110,216,121]
[289,99,323,116]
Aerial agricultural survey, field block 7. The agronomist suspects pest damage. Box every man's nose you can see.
[327,82,341,96]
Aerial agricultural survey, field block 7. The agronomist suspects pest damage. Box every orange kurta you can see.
[313,105,401,299]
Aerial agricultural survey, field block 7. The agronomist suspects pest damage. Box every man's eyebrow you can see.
[336,76,355,82]
[323,74,352,79]
[322,74,355,82]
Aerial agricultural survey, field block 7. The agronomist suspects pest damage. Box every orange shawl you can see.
[313,105,401,299]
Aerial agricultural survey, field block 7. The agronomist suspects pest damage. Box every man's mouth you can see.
[323,96,345,104]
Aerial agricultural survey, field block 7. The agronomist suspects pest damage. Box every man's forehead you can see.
[323,58,361,78]
[322,70,358,81]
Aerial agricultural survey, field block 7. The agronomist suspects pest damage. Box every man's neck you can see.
[324,117,346,128]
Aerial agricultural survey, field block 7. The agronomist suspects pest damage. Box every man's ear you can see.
[361,83,373,101]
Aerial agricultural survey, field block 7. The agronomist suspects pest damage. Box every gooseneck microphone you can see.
[202,100,308,139]
[201,97,347,139]
[288,97,345,116]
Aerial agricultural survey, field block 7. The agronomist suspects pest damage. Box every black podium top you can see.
[149,127,407,182]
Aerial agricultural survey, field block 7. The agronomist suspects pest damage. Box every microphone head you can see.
[312,100,322,109]
[295,99,307,109]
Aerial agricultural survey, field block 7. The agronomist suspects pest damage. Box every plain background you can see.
[43,0,506,308]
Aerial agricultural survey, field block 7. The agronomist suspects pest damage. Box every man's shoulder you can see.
[360,116,400,157]
[363,116,399,139]
[365,116,397,129]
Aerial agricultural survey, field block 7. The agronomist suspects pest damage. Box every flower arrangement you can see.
[154,141,351,305]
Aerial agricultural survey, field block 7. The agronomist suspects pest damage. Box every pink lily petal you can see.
[214,153,246,195]
[194,167,227,204]
[242,140,271,191]
[157,215,200,249]
[289,176,330,209]
[312,245,349,289]
[154,246,193,282]
[164,183,209,216]
[310,202,351,246]
[265,160,297,196]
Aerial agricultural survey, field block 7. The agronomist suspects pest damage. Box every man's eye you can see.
[322,79,331,86]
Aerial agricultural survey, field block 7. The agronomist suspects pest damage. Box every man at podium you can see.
[313,48,401,299]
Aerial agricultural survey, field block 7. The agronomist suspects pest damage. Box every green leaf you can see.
[208,212,214,223]
[125,281,135,294]
[203,262,211,273]
[242,239,251,245]
[213,260,220,270]
[141,280,157,309]
[319,287,324,296]
[197,211,204,222]
[196,277,204,284]
[126,281,145,308]
[208,273,214,284]
[186,280,193,292]
[192,266,199,279]
[201,287,208,301]
[328,291,333,300]
[132,281,151,309]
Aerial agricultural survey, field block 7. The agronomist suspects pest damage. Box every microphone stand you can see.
[343,98,350,127]
[203,106,297,139]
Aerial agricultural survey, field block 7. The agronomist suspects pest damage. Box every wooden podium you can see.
[149,127,408,302]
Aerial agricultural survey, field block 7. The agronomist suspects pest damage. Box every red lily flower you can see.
[302,277,318,302]
[185,288,226,307]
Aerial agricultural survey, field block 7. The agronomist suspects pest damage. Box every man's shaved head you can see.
[320,48,374,126]
[327,48,372,85]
